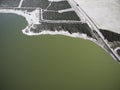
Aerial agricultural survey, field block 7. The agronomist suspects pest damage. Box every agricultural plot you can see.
[0,0,20,7]
[21,0,49,8]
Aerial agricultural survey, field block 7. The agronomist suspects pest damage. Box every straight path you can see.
[40,20,82,24]
[18,0,24,8]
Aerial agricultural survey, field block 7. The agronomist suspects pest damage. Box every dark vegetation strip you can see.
[100,29,120,42]
[117,49,120,56]
[30,23,92,37]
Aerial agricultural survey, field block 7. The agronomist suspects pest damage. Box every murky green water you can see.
[0,13,120,90]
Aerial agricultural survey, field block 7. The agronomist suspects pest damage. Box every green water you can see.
[0,13,120,90]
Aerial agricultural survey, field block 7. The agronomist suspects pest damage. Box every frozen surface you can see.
[74,0,120,34]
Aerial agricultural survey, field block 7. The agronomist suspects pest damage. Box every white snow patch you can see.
[74,0,120,34]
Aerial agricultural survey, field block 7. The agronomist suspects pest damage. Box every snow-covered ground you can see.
[74,0,120,34]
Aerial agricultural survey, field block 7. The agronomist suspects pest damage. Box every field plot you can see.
[48,1,71,10]
[43,11,80,20]
[0,0,20,7]
[21,0,49,8]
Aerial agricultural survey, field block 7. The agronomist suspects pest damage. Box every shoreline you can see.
[0,8,95,41]
[0,8,118,61]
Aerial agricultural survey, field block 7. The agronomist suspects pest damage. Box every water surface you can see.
[0,13,120,90]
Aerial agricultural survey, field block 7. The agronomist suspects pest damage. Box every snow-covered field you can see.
[74,0,120,34]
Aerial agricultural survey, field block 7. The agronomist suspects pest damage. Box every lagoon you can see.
[0,13,120,90]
